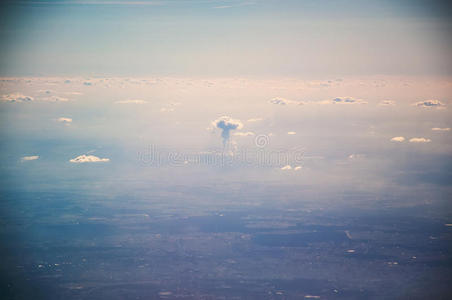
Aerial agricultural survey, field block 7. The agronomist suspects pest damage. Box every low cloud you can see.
[269,97,302,106]
[212,116,243,146]
[390,136,405,142]
[42,96,69,102]
[115,99,147,104]
[21,155,39,161]
[1,93,34,102]
[332,97,367,104]
[57,117,72,124]
[287,131,297,135]
[414,99,445,108]
[233,131,255,137]
[69,155,110,163]
[281,165,302,171]
[247,118,263,122]
[432,127,450,131]
[409,138,431,143]
[379,100,396,106]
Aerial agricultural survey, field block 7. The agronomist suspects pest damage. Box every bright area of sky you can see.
[0,0,451,212]
[0,0,451,77]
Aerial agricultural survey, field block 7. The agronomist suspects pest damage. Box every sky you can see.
[0,0,451,212]
[0,0,451,77]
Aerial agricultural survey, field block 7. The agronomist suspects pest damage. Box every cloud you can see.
[212,116,243,145]
[414,99,445,108]
[409,138,431,143]
[69,155,110,163]
[332,97,367,104]
[379,100,396,106]
[1,93,34,102]
[287,131,297,135]
[432,127,450,131]
[269,97,302,106]
[57,117,72,124]
[21,155,39,161]
[281,165,302,171]
[42,96,69,102]
[247,118,263,122]
[390,136,405,142]
[233,131,255,137]
[115,99,147,104]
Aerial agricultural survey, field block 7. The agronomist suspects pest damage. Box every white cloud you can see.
[1,93,34,102]
[247,118,263,122]
[69,155,110,163]
[21,155,39,161]
[390,136,405,142]
[42,96,69,102]
[281,165,292,170]
[414,99,445,108]
[332,97,367,104]
[212,116,244,145]
[432,127,450,131]
[294,166,302,171]
[409,138,431,143]
[379,100,396,106]
[57,117,72,124]
[115,99,147,104]
[233,131,255,136]
[269,97,302,105]
[287,131,297,135]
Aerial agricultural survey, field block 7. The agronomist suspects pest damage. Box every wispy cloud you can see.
[332,97,367,105]
[69,154,110,163]
[1,93,34,103]
[432,127,450,131]
[414,99,445,108]
[390,136,405,142]
[21,155,39,161]
[409,137,431,143]
[57,117,73,124]
[233,131,255,137]
[115,99,147,104]
[379,100,396,106]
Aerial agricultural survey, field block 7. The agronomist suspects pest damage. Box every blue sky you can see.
[1,0,451,77]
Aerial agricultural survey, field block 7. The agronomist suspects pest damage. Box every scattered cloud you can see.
[115,99,147,104]
[212,116,243,145]
[1,93,34,102]
[57,117,72,124]
[432,127,450,131]
[379,100,396,106]
[21,155,39,161]
[332,97,367,104]
[348,154,365,159]
[281,165,302,171]
[287,131,297,135]
[414,99,445,108]
[390,136,405,142]
[42,96,69,102]
[160,107,174,112]
[69,155,110,163]
[409,137,431,143]
[247,118,263,122]
[269,97,302,105]
[233,131,255,137]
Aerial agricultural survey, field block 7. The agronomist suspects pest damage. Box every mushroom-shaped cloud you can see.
[212,116,243,146]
